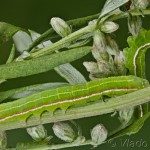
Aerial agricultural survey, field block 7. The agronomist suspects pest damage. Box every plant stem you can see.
[30,25,96,58]
[27,9,150,53]
[0,86,150,131]
[28,14,99,51]
[31,10,150,58]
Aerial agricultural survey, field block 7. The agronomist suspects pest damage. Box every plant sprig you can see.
[0,0,150,149]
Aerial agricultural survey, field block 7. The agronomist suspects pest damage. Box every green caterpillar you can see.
[0,75,148,124]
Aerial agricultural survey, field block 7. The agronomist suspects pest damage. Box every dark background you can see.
[0,0,150,149]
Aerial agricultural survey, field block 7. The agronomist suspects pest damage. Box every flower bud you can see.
[106,35,119,55]
[13,31,33,53]
[132,0,149,9]
[50,17,71,37]
[26,125,48,142]
[52,122,76,143]
[91,124,108,146]
[97,60,112,75]
[119,108,134,124]
[101,21,119,33]
[114,51,127,75]
[85,60,117,80]
[83,61,99,74]
[92,30,109,61]
[98,60,117,76]
[128,15,142,36]
[0,131,7,149]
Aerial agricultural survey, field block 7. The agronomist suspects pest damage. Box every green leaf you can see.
[29,30,87,85]
[29,30,53,49]
[123,29,150,78]
[6,44,15,64]
[0,46,92,80]
[0,22,21,44]
[0,82,69,102]
[99,0,129,18]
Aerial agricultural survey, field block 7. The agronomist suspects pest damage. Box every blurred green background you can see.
[0,0,150,149]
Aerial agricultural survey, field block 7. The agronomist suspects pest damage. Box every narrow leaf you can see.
[29,30,53,49]
[0,46,92,80]
[6,44,15,64]
[0,82,69,102]
[54,64,86,85]
[29,30,87,85]
[99,0,129,18]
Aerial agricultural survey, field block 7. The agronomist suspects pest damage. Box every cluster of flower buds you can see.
[52,121,107,147]
[83,28,126,80]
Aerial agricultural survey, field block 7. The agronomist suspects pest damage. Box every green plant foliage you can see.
[124,29,150,78]
[0,46,91,80]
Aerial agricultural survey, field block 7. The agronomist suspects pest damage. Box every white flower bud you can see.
[92,30,109,61]
[133,0,149,9]
[26,125,47,142]
[50,17,71,37]
[114,51,127,75]
[0,131,7,149]
[91,124,108,146]
[101,21,119,33]
[52,122,76,143]
[128,15,142,36]
[83,61,99,74]
[119,108,134,124]
[106,35,119,55]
